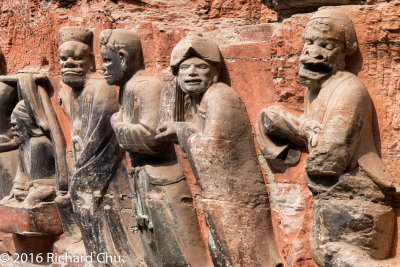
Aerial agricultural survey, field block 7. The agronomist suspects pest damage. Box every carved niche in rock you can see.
[58,26,143,266]
[255,9,396,267]
[100,29,208,267]
[155,33,283,267]
[0,48,19,200]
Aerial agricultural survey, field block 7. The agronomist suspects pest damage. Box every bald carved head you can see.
[100,29,143,86]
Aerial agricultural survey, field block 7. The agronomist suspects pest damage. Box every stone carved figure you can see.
[9,100,56,205]
[2,73,62,206]
[58,26,142,266]
[100,29,208,267]
[156,33,283,267]
[0,48,19,200]
[255,9,396,266]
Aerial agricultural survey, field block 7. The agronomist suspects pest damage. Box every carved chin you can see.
[62,75,85,88]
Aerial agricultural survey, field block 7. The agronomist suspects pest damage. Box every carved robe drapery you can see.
[256,71,395,266]
[113,70,208,267]
[173,82,282,266]
[67,73,139,266]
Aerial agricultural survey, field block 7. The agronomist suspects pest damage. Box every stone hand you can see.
[155,122,180,142]
[110,112,130,149]
[261,106,284,136]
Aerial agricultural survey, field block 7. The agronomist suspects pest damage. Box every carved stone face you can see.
[298,18,346,89]
[101,47,125,86]
[178,57,218,95]
[10,115,26,145]
[59,41,92,89]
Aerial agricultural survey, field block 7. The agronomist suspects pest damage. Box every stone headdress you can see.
[170,33,222,73]
[59,26,93,46]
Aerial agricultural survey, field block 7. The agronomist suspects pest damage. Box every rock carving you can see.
[156,33,283,267]
[0,48,19,200]
[100,28,208,267]
[255,9,396,267]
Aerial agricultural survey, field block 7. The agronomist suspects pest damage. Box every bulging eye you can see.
[60,56,67,61]
[325,43,335,50]
[180,65,189,70]
[305,39,313,45]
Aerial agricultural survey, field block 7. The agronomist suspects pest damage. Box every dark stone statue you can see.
[255,9,396,267]
[58,26,143,266]
[0,73,65,259]
[0,48,19,200]
[156,33,283,267]
[100,29,208,267]
[9,100,56,205]
[1,73,64,207]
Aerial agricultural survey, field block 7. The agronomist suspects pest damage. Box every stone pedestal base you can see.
[0,201,63,264]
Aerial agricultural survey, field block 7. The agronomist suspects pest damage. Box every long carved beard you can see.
[63,75,85,88]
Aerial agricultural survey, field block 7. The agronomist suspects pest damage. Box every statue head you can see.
[58,26,94,89]
[171,33,222,95]
[100,29,143,87]
[298,9,357,89]
[11,101,45,145]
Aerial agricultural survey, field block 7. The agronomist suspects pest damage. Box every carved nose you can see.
[187,65,197,75]
[305,48,325,61]
[63,60,76,68]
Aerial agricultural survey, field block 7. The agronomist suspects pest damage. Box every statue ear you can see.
[213,65,221,83]
[118,49,130,72]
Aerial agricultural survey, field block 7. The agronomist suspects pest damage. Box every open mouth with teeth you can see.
[298,61,333,82]
[302,62,332,74]
[185,79,203,85]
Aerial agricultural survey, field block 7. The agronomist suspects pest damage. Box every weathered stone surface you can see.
[100,28,209,267]
[0,202,63,235]
[0,0,398,266]
[156,33,282,266]
[0,51,19,200]
[58,26,145,266]
[256,8,398,266]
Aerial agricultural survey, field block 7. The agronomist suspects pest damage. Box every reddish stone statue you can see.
[255,9,396,266]
[156,33,283,267]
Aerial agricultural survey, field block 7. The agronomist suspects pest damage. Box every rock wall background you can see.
[0,0,398,266]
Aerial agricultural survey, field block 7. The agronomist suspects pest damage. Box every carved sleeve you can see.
[258,106,307,147]
[305,82,370,177]
[114,80,162,155]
